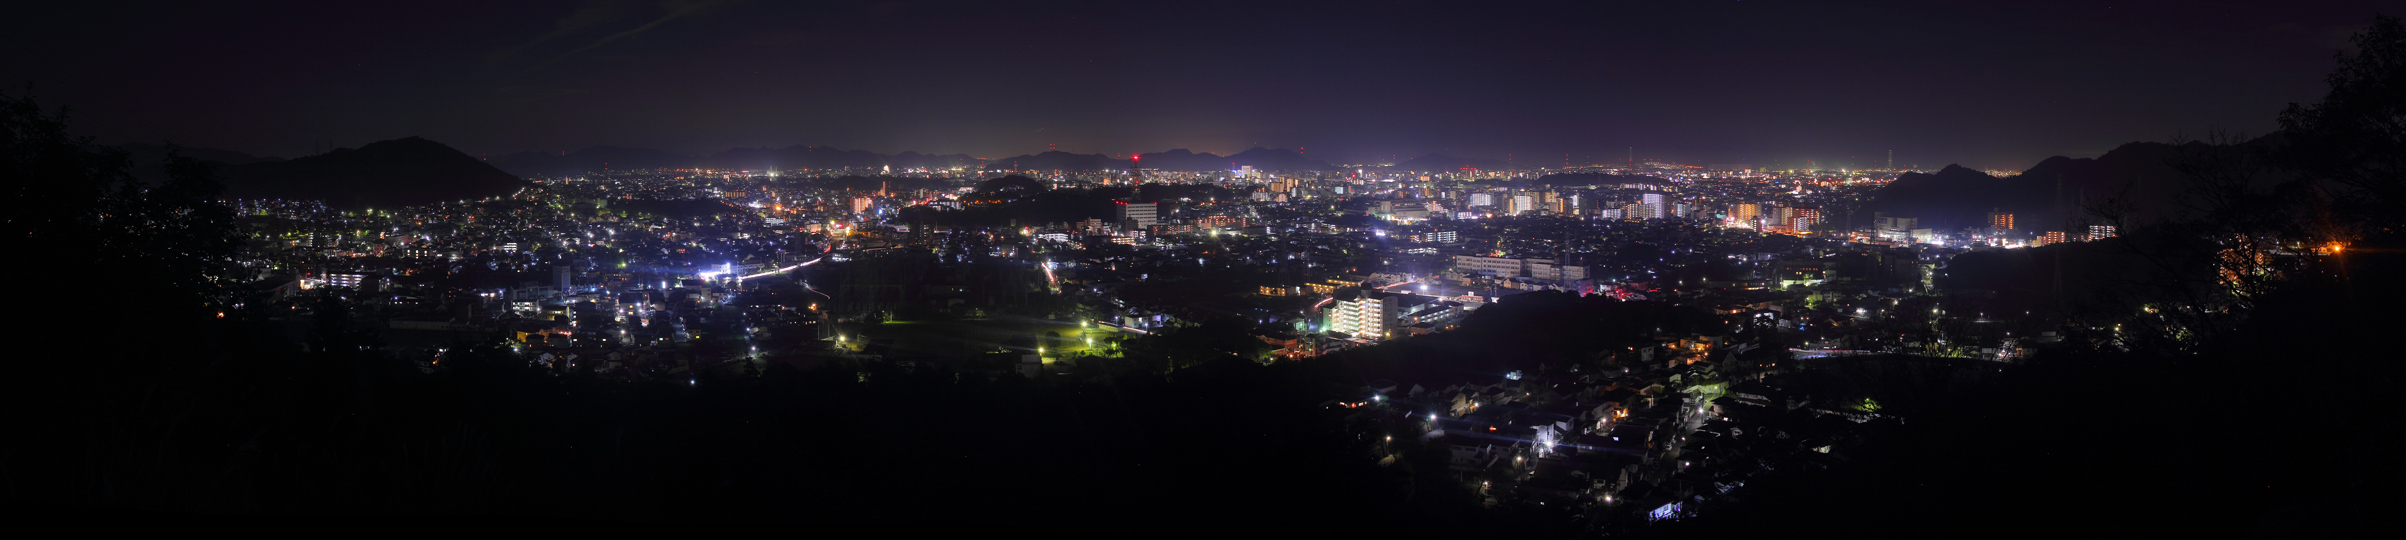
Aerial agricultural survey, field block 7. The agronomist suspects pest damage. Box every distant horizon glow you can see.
[5,2,2386,170]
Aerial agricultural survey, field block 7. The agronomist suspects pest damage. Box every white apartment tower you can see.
[1328,293,1395,340]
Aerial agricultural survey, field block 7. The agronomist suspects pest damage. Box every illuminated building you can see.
[324,273,367,289]
[1115,201,1159,230]
[1327,292,1444,341]
[1453,255,1529,277]
[1874,213,1918,240]
[1198,215,1250,229]
[1327,293,1393,339]
[1529,260,1587,283]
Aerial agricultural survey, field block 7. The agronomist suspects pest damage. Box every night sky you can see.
[2,1,2391,169]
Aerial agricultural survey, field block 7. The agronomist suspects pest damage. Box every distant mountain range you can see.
[1142,148,1338,172]
[203,137,523,209]
[110,135,1601,210]
[486,145,981,177]
[981,150,1120,172]
[977,149,1567,173]
[120,134,2236,223]
[1861,139,2263,231]
[1526,172,1673,187]
[483,145,1555,176]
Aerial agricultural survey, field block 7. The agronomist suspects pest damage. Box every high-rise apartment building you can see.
[1115,201,1159,230]
[1328,293,1395,339]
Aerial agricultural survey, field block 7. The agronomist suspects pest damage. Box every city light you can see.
[76,12,2391,529]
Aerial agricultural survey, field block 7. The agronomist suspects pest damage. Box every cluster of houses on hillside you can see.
[1347,330,1907,523]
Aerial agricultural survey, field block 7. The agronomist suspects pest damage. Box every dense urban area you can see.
[206,157,2190,527]
[9,11,2402,538]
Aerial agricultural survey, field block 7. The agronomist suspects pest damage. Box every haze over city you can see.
[4,0,2392,168]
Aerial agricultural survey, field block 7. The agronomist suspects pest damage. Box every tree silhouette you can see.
[2280,13,2406,229]
[2065,14,2406,354]
[4,89,245,510]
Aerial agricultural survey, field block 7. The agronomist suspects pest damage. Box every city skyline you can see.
[4,3,2400,535]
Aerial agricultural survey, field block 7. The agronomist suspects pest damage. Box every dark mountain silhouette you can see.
[1861,165,2030,231]
[1130,148,1339,172]
[486,145,979,177]
[1136,149,1229,171]
[219,137,522,209]
[1390,153,1514,172]
[1861,140,2254,231]
[886,151,979,171]
[1225,148,1337,171]
[983,150,1118,172]
[485,144,1334,176]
